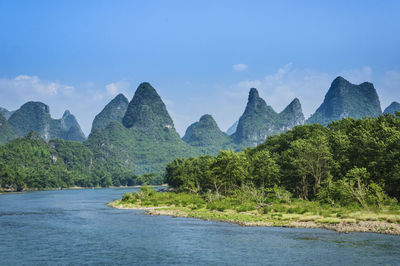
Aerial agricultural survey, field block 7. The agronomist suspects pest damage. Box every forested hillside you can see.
[166,113,400,204]
[0,132,136,191]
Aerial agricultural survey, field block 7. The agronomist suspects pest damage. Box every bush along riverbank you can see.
[111,115,400,235]
[110,186,400,235]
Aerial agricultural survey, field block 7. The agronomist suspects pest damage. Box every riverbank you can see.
[109,191,400,236]
[0,185,166,194]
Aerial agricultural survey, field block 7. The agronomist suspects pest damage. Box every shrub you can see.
[272,205,288,213]
[235,204,256,213]
[121,192,135,203]
[263,206,272,214]
[265,185,292,203]
[287,207,307,214]
[207,199,232,211]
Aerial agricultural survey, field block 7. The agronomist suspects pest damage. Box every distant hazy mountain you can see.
[383,102,400,115]
[8,102,86,142]
[277,98,305,130]
[183,114,236,153]
[0,107,15,120]
[232,88,305,147]
[306,76,382,126]
[0,113,16,145]
[226,120,238,135]
[58,110,86,142]
[2,76,394,177]
[91,93,129,133]
[86,82,199,175]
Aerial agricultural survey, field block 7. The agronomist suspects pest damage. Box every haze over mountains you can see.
[2,102,86,143]
[383,101,400,115]
[306,76,382,126]
[0,76,399,174]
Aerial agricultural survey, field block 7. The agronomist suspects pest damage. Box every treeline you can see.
[0,132,160,191]
[166,113,400,207]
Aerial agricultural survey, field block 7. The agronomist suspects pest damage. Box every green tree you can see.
[210,150,249,195]
[289,133,333,199]
[249,149,279,189]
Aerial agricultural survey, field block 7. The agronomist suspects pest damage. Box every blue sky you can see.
[0,0,399,135]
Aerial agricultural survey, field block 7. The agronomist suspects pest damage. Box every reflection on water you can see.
[0,188,399,265]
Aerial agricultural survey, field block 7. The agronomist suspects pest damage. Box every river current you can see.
[0,187,399,265]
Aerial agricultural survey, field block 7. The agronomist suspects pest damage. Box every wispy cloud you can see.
[167,64,400,135]
[1,75,76,97]
[105,80,130,96]
[224,64,392,122]
[0,75,133,136]
[232,63,248,72]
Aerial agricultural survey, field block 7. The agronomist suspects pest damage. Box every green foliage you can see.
[248,149,280,189]
[232,89,304,148]
[211,150,249,194]
[8,102,85,142]
[86,119,201,177]
[182,114,237,154]
[265,185,292,203]
[0,113,16,145]
[136,173,157,185]
[307,76,382,126]
[165,114,400,209]
[136,186,156,198]
[233,88,281,147]
[91,94,129,133]
[0,132,136,191]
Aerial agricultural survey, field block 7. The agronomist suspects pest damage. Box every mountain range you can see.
[1,102,86,143]
[306,76,382,126]
[0,76,398,176]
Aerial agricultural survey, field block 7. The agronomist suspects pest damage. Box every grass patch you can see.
[315,218,341,224]
[115,188,400,234]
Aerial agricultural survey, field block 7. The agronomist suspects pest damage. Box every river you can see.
[0,187,399,265]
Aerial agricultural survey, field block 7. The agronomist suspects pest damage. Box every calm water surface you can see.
[0,188,399,265]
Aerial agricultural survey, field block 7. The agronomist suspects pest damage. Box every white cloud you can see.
[105,80,130,96]
[340,66,373,84]
[237,80,261,89]
[232,63,248,72]
[106,83,118,96]
[0,75,130,136]
[3,75,75,96]
[223,64,400,125]
[376,70,400,109]
[225,63,334,120]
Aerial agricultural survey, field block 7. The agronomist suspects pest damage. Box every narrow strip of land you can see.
[108,198,400,236]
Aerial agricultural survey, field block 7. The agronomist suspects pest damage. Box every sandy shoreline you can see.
[109,200,400,236]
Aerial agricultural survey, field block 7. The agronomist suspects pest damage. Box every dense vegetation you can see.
[91,93,129,133]
[164,113,400,208]
[117,186,400,233]
[306,77,382,126]
[0,132,142,191]
[232,88,304,148]
[0,113,16,145]
[116,114,400,234]
[182,114,237,153]
[8,101,86,142]
[86,121,200,176]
